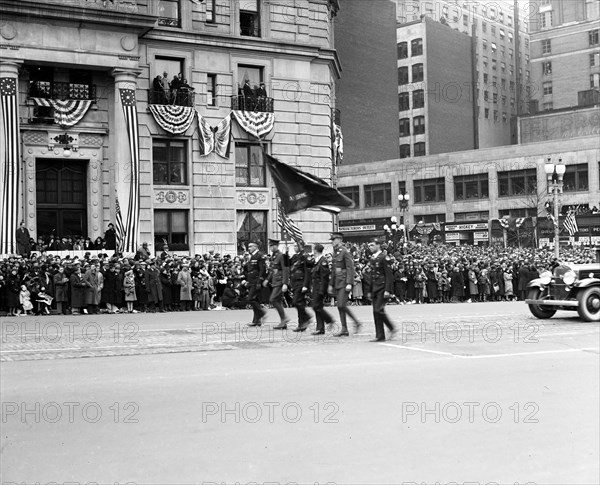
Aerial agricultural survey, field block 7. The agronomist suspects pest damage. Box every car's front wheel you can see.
[577,286,600,322]
[527,288,556,319]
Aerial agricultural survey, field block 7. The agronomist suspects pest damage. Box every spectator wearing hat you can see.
[16,221,30,257]
[245,241,267,326]
[159,268,173,311]
[123,269,137,313]
[69,266,89,315]
[366,238,397,342]
[177,264,193,311]
[102,264,120,314]
[136,242,151,261]
[36,287,53,315]
[263,238,290,329]
[6,268,21,316]
[83,262,103,314]
[328,232,362,336]
[145,258,164,312]
[104,223,116,250]
[53,265,70,314]
[310,243,334,335]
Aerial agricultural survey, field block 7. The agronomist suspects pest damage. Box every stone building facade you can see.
[0,0,341,255]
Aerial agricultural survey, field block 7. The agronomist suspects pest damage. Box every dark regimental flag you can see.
[563,211,579,236]
[265,154,354,214]
[1,77,20,254]
[277,203,304,245]
[119,88,140,253]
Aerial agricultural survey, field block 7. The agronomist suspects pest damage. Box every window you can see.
[399,92,410,111]
[502,112,507,123]
[543,61,552,75]
[507,15,512,27]
[205,0,216,23]
[240,0,260,37]
[154,210,188,249]
[235,144,265,187]
[412,63,424,82]
[420,214,446,223]
[539,11,552,29]
[398,42,408,59]
[153,139,187,185]
[413,89,424,108]
[498,208,537,218]
[491,25,496,35]
[414,142,426,157]
[563,164,589,192]
[339,186,360,207]
[501,78,506,89]
[400,144,411,159]
[483,73,489,84]
[454,173,489,200]
[482,21,487,32]
[364,183,392,208]
[413,116,425,134]
[510,97,515,107]
[411,38,423,56]
[591,52,600,67]
[502,95,506,105]
[493,93,498,104]
[591,73,600,88]
[493,110,498,122]
[543,101,553,111]
[491,42,497,54]
[484,108,489,118]
[158,0,181,27]
[590,30,599,46]
[207,74,217,106]
[501,46,505,57]
[237,210,267,252]
[499,12,504,23]
[498,169,537,197]
[414,177,444,203]
[543,81,553,95]
[542,39,551,54]
[399,118,411,137]
[398,66,409,85]
[484,90,489,101]
[509,48,514,59]
[501,61,506,72]
[482,39,488,50]
[463,14,468,26]
[492,59,497,70]
[508,31,513,43]
[510,80,515,91]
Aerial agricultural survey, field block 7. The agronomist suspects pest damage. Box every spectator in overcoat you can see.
[53,265,69,314]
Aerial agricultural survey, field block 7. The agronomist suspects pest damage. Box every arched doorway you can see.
[36,159,87,239]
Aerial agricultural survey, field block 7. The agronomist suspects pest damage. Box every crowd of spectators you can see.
[0,237,597,317]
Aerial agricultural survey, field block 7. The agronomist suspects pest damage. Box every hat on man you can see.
[268,238,280,246]
[329,232,344,241]
[314,243,324,253]
[369,237,384,245]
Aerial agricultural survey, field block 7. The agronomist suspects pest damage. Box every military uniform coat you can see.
[330,247,355,290]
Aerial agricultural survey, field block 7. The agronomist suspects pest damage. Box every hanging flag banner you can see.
[31,97,92,127]
[148,105,196,134]
[197,112,231,158]
[0,77,20,255]
[119,88,140,253]
[277,202,304,245]
[333,124,343,163]
[231,110,275,139]
[265,153,354,214]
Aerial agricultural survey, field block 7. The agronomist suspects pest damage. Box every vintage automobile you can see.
[526,259,600,322]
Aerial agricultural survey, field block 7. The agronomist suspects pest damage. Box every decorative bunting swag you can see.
[232,111,275,139]
[148,105,196,134]
[31,97,92,127]
[197,112,232,158]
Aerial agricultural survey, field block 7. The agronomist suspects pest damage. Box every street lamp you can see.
[544,157,566,259]
[398,192,410,242]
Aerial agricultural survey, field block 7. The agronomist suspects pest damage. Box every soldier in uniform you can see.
[263,238,290,329]
[328,232,362,337]
[245,241,267,326]
[366,237,397,342]
[290,242,313,332]
[310,243,334,335]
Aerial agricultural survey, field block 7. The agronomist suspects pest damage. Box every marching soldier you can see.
[366,238,397,342]
[263,238,290,329]
[245,241,267,327]
[290,242,313,332]
[328,232,362,337]
[310,243,334,335]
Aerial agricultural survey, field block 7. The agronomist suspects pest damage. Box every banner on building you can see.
[148,105,196,134]
[31,97,92,127]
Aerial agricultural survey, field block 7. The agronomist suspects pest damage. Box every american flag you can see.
[115,195,126,253]
[119,88,140,253]
[1,77,20,255]
[563,211,578,236]
[277,203,304,245]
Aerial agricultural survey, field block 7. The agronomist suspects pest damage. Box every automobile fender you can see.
[527,279,546,289]
[574,278,600,289]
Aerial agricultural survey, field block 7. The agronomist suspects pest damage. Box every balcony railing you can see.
[149,89,195,107]
[231,96,274,113]
[158,17,180,27]
[29,81,96,101]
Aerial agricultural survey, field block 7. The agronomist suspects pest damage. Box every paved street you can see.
[1,302,599,484]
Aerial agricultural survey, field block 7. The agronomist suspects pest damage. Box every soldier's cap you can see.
[329,232,344,240]
[369,237,384,245]
[268,238,280,246]
[248,240,260,247]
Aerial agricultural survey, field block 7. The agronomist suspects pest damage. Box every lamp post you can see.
[398,192,410,242]
[544,157,566,259]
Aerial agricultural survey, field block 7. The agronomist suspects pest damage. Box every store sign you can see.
[474,231,489,240]
[339,225,376,232]
[445,233,460,240]
[444,223,489,231]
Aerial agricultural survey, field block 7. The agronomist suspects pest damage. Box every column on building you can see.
[0,59,23,255]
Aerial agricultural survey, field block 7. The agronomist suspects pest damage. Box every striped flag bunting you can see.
[515,217,526,228]
[277,203,304,245]
[333,124,343,163]
[197,112,231,158]
[31,97,92,127]
[563,211,578,236]
[148,105,195,134]
[119,88,140,253]
[114,195,126,253]
[0,77,20,255]
[497,218,510,229]
[231,111,275,139]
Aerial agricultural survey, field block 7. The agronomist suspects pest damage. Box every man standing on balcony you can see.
[16,221,31,257]
[256,81,267,111]
[242,79,255,110]
[160,71,170,103]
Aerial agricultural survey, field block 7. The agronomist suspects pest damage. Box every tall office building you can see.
[395,0,531,153]
[528,0,600,111]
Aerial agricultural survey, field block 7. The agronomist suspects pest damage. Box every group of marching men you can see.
[245,231,396,342]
